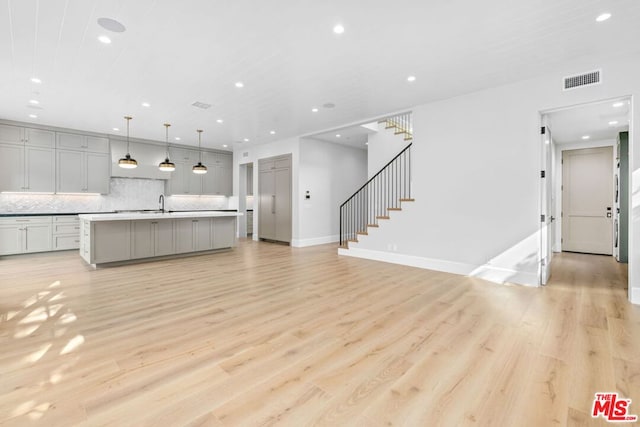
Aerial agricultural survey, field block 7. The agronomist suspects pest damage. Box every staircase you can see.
[339,113,413,248]
[381,114,413,141]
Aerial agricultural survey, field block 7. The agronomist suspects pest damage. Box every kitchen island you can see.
[78,211,241,266]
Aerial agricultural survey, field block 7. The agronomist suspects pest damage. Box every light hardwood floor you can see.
[1,240,639,426]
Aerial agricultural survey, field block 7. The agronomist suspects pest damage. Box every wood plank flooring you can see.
[0,241,639,426]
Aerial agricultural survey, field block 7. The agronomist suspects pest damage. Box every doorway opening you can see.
[238,162,254,239]
[540,97,631,291]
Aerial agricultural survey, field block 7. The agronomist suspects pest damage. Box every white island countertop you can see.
[78,211,243,221]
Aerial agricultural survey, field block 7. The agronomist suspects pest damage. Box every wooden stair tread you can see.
[367,224,379,228]
[400,198,415,202]
[356,231,368,236]
[388,208,402,211]
[376,216,390,220]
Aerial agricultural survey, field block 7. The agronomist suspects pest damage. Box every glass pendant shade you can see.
[159,123,175,171]
[118,116,138,169]
[119,153,138,169]
[192,162,207,174]
[159,158,176,171]
[192,129,207,174]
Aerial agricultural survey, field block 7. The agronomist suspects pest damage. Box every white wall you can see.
[345,53,640,302]
[367,122,411,178]
[297,138,367,246]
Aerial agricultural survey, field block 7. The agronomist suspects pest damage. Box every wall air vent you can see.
[563,69,601,91]
[191,101,212,109]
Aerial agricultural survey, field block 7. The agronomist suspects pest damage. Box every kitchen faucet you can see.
[159,194,165,213]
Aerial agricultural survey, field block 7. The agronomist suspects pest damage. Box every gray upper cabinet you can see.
[56,132,109,153]
[199,152,233,196]
[0,143,25,192]
[0,124,55,192]
[57,150,110,194]
[110,139,172,180]
[55,132,110,194]
[167,147,232,196]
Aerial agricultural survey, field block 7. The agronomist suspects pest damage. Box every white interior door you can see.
[562,147,613,255]
[540,124,554,284]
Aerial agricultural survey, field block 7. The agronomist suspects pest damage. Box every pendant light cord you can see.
[165,124,170,158]
[125,116,132,154]
[198,130,203,162]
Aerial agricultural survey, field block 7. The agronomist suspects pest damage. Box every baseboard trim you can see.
[291,235,340,248]
[340,247,539,287]
[631,287,640,305]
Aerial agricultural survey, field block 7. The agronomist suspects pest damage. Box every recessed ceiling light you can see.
[216,119,224,123]
[97,17,126,33]
[596,13,612,22]
[29,99,39,105]
[335,134,341,138]
[609,121,618,125]
[545,139,550,145]
[141,102,150,107]
[243,138,249,142]
[223,144,228,148]
[175,137,181,141]
[311,108,319,113]
[270,130,276,135]
[112,127,119,131]
[29,114,37,118]
[582,135,590,140]
[235,82,244,88]
[30,77,42,84]
[365,142,369,145]
[98,35,112,44]
[613,101,624,107]
[407,75,416,82]
[333,24,345,34]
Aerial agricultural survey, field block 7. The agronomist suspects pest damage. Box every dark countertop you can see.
[0,212,114,217]
[0,209,238,218]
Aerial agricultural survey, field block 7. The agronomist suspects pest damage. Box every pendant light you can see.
[118,116,138,169]
[158,123,176,171]
[192,129,207,174]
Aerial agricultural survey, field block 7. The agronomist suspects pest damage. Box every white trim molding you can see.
[339,247,539,287]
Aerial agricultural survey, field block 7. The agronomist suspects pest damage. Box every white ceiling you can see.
[309,123,376,149]
[547,98,630,144]
[1,1,640,152]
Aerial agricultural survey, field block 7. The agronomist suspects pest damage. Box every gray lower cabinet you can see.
[80,216,236,265]
[52,216,81,250]
[91,221,132,264]
[131,219,176,259]
[258,155,292,243]
[0,217,52,255]
[175,218,212,253]
[213,217,235,249]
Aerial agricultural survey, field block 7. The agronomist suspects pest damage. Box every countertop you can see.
[0,209,239,218]
[78,211,243,221]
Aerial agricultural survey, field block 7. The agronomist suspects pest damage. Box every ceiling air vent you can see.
[191,101,212,109]
[563,69,601,91]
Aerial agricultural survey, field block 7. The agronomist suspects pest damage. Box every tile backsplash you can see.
[0,178,229,213]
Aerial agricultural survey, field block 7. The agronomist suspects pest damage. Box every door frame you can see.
[539,96,632,291]
[560,146,615,255]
